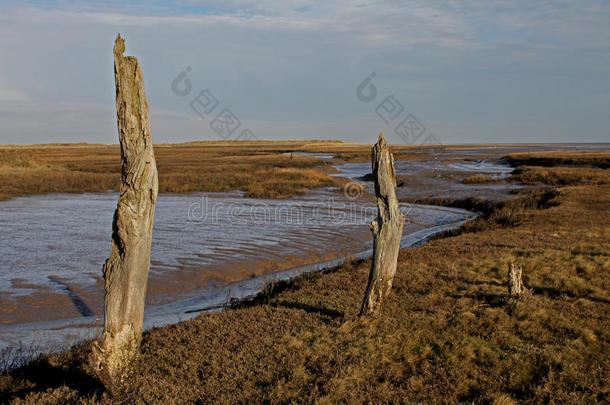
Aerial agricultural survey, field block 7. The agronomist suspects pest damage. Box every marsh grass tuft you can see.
[462,174,502,184]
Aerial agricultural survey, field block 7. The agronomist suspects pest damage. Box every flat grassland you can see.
[1,149,609,404]
[0,140,382,201]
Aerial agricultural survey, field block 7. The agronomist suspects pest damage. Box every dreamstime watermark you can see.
[355,72,442,147]
[342,182,366,200]
[171,67,258,141]
[186,196,415,226]
[340,179,413,217]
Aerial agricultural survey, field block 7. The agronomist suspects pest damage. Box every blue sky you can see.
[0,0,608,145]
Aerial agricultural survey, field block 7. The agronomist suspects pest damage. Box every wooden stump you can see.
[90,34,159,387]
[507,263,524,297]
[360,134,405,316]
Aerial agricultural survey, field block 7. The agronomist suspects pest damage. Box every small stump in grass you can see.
[507,263,525,297]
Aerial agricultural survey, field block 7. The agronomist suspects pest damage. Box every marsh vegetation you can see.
[0,141,371,201]
[1,148,608,403]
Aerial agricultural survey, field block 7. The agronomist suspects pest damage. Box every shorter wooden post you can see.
[360,134,405,316]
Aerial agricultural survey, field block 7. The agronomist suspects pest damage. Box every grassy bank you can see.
[0,141,371,201]
[1,157,608,403]
[509,166,610,186]
[505,151,610,169]
[0,140,431,201]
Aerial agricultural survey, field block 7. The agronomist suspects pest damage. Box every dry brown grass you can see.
[462,174,502,184]
[0,141,375,201]
[0,140,430,200]
[505,150,610,187]
[510,166,610,186]
[332,149,430,163]
[2,158,608,403]
[505,150,610,169]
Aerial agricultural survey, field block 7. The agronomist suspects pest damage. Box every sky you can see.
[0,0,609,145]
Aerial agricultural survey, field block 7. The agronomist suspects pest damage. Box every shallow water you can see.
[0,188,469,314]
[335,153,521,201]
[1,189,373,316]
[0,202,474,356]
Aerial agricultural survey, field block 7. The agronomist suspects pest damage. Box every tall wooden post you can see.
[360,134,405,316]
[91,34,158,386]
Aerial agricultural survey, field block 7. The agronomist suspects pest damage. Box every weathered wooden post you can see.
[360,134,405,316]
[91,34,158,386]
[507,263,524,297]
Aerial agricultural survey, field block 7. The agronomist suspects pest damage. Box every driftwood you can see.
[91,34,158,386]
[507,263,524,297]
[360,134,405,316]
